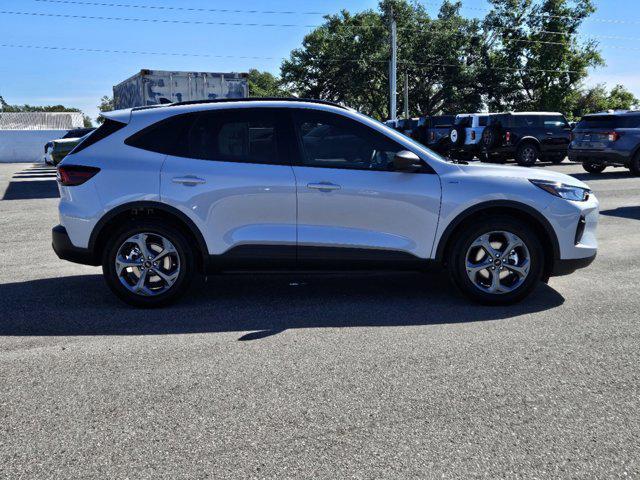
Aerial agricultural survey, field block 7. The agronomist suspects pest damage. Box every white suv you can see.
[449,113,490,160]
[53,99,599,307]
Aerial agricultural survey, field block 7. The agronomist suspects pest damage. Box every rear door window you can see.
[543,115,568,129]
[126,108,290,165]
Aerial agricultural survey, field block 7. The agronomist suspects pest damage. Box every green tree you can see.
[0,95,92,126]
[247,69,290,97]
[569,84,639,119]
[481,0,603,113]
[97,96,115,124]
[281,0,484,119]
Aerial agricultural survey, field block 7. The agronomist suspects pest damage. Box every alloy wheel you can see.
[115,233,181,296]
[465,231,531,294]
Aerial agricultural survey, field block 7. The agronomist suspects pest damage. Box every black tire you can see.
[629,152,640,176]
[102,220,195,307]
[549,155,565,165]
[583,162,606,174]
[447,216,544,305]
[516,143,540,167]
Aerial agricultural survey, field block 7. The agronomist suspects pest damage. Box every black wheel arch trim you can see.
[434,200,561,264]
[88,201,209,265]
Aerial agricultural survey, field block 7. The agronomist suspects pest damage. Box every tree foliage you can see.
[281,0,611,119]
[247,69,291,97]
[0,95,92,127]
[96,96,115,125]
[569,84,639,119]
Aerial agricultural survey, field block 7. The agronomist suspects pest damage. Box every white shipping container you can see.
[113,69,249,110]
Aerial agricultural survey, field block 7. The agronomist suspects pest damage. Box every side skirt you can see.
[205,245,438,273]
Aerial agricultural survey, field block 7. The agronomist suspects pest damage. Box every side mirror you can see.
[393,150,423,172]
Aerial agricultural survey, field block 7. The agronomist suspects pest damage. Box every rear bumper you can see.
[552,253,597,276]
[52,225,99,266]
[568,149,630,166]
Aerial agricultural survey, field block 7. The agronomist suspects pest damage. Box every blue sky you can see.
[1,0,638,121]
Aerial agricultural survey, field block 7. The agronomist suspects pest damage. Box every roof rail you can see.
[132,97,348,110]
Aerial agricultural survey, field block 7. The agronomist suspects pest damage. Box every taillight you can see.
[57,165,100,186]
[569,132,574,142]
[505,131,512,143]
[607,131,621,142]
[471,131,476,140]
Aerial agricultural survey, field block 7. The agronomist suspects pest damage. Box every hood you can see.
[458,163,590,189]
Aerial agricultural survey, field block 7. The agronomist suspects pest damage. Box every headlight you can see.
[530,179,590,201]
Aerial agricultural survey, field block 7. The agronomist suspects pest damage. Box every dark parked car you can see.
[425,115,456,154]
[44,128,96,165]
[568,111,640,176]
[479,112,571,166]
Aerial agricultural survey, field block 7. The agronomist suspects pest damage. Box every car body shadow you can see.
[0,272,565,340]
[600,207,640,220]
[570,171,632,181]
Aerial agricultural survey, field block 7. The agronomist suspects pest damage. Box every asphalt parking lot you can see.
[1,161,639,479]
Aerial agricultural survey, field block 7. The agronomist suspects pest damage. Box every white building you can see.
[0,112,85,163]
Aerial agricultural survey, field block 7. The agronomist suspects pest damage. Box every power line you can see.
[33,0,328,16]
[5,8,633,46]
[0,9,319,28]
[33,0,640,25]
[0,43,584,73]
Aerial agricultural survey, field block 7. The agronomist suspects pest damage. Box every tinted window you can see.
[72,120,125,154]
[125,114,194,155]
[512,115,541,128]
[430,116,455,127]
[542,115,568,128]
[478,116,488,127]
[577,115,640,129]
[294,110,405,171]
[455,116,471,127]
[127,109,286,164]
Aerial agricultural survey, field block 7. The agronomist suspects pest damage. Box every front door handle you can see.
[546,132,554,135]
[172,176,206,186]
[307,182,341,192]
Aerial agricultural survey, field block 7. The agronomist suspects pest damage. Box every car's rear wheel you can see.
[448,217,544,305]
[583,162,606,174]
[516,143,540,167]
[102,221,195,307]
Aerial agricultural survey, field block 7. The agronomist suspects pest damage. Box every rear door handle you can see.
[172,176,206,186]
[307,182,341,192]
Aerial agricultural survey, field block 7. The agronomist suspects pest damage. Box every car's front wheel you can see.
[583,162,606,174]
[102,221,195,307]
[448,217,544,305]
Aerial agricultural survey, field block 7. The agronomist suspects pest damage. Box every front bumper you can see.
[52,225,100,266]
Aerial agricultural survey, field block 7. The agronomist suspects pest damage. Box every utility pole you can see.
[389,8,397,121]
[403,73,409,119]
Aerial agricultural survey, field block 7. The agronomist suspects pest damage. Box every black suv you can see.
[568,111,640,176]
[480,112,571,166]
[424,115,456,154]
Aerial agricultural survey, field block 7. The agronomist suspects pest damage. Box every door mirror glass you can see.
[393,150,423,172]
